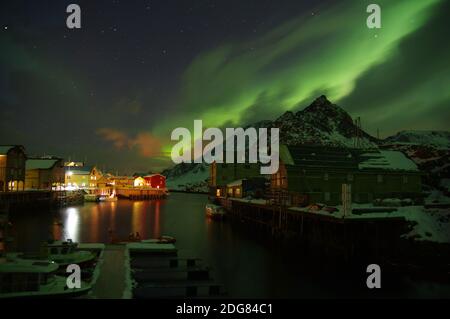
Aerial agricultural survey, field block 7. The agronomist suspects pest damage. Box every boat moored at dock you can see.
[0,257,91,298]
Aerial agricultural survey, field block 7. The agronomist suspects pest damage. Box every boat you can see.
[141,235,176,244]
[98,195,118,202]
[11,239,96,268]
[44,240,96,267]
[98,191,118,202]
[0,257,91,298]
[84,194,99,202]
[205,204,226,220]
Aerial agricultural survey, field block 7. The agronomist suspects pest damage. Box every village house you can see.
[113,176,136,188]
[210,161,262,197]
[271,145,422,206]
[25,157,65,190]
[226,178,267,198]
[144,174,166,189]
[65,165,102,190]
[131,174,166,189]
[0,145,26,192]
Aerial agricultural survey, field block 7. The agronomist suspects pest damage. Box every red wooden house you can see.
[144,174,166,189]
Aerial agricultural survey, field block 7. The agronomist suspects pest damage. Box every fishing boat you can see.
[205,204,226,220]
[11,239,96,269]
[98,191,118,202]
[44,240,96,267]
[0,257,91,298]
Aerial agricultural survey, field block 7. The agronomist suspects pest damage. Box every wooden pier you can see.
[217,197,409,261]
[0,190,83,211]
[91,245,127,299]
[116,187,167,200]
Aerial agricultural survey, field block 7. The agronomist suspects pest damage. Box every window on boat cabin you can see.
[377,174,383,183]
[50,247,58,254]
[402,175,408,184]
[347,174,354,182]
[61,246,69,254]
[235,188,241,196]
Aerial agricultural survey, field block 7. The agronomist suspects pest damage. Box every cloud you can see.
[97,128,162,158]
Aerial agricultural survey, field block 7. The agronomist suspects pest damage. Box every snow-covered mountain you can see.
[384,130,450,150]
[163,95,379,192]
[249,95,379,148]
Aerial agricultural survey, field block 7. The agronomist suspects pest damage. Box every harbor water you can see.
[9,193,450,298]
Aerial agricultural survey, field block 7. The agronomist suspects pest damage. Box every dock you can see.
[217,197,409,261]
[87,241,224,299]
[116,187,167,200]
[91,245,127,299]
[0,190,83,211]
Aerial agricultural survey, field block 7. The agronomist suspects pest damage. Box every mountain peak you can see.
[304,95,334,112]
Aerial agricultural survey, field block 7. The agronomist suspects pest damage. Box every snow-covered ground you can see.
[166,164,209,193]
[289,204,450,244]
[384,130,450,150]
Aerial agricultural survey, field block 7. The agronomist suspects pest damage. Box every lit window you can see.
[216,189,221,197]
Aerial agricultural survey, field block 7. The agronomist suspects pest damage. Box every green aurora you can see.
[0,0,448,172]
[157,0,448,155]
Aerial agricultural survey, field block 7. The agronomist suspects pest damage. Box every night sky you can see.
[0,0,449,173]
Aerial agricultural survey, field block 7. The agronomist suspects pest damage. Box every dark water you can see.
[9,193,450,298]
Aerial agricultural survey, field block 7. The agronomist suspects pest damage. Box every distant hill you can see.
[383,130,450,150]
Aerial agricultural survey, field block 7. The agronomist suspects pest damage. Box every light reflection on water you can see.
[9,193,450,298]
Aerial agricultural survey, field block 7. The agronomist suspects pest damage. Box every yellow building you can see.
[0,145,26,192]
[25,158,65,190]
[65,166,102,190]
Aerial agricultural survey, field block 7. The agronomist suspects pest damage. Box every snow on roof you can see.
[227,179,246,187]
[65,166,93,175]
[359,150,418,172]
[26,158,61,170]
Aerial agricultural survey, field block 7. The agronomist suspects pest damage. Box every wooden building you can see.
[271,145,422,206]
[210,161,261,197]
[25,158,65,190]
[65,165,102,190]
[113,176,135,188]
[226,177,267,198]
[144,174,166,189]
[0,145,26,192]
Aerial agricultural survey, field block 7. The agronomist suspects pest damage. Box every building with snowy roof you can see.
[25,157,65,190]
[270,145,422,206]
